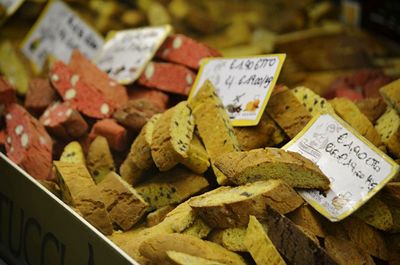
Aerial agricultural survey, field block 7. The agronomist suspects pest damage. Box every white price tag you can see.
[189,54,285,126]
[96,25,171,84]
[284,113,399,221]
[20,0,104,73]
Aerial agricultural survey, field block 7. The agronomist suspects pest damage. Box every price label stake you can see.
[96,25,171,84]
[20,0,104,73]
[284,112,399,221]
[189,54,286,127]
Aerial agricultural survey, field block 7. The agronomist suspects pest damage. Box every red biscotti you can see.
[0,77,16,105]
[89,119,129,152]
[69,50,128,108]
[50,61,115,119]
[39,101,88,140]
[5,104,53,180]
[25,78,58,115]
[128,86,169,110]
[156,34,221,70]
[138,62,196,96]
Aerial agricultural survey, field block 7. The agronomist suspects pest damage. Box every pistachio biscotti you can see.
[375,107,400,158]
[188,180,303,228]
[215,148,330,190]
[292,86,334,116]
[59,141,85,164]
[179,134,210,174]
[151,101,195,171]
[86,136,115,184]
[380,78,400,114]
[189,80,240,185]
[208,228,247,252]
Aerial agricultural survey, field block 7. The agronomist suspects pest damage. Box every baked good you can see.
[181,218,212,239]
[188,180,303,228]
[25,78,57,115]
[287,204,326,238]
[355,97,387,124]
[89,119,129,152]
[135,167,209,210]
[179,134,210,174]
[166,251,226,265]
[0,76,16,106]
[380,78,400,114]
[139,233,247,265]
[189,80,240,184]
[244,215,286,265]
[354,197,393,231]
[53,161,113,235]
[86,136,115,184]
[127,86,169,110]
[292,86,334,116]
[330,97,383,148]
[146,205,176,227]
[324,236,375,265]
[97,171,148,231]
[113,99,163,133]
[119,156,146,186]
[215,148,330,190]
[266,87,312,138]
[263,206,337,265]
[375,107,400,158]
[208,228,246,252]
[151,101,194,171]
[59,141,85,164]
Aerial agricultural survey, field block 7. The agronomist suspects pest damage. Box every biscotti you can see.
[266,87,312,138]
[188,180,303,228]
[0,77,16,106]
[139,233,247,265]
[354,197,393,231]
[25,78,57,115]
[151,101,194,171]
[59,141,85,164]
[146,205,176,227]
[166,251,226,265]
[135,167,209,210]
[89,119,129,152]
[380,78,400,114]
[264,206,338,265]
[330,97,383,148]
[356,97,387,124]
[287,204,326,238]
[215,148,330,190]
[244,216,286,265]
[292,86,334,116]
[375,107,400,158]
[181,218,212,239]
[179,134,210,174]
[53,161,113,235]
[119,156,147,186]
[86,136,115,183]
[97,172,148,231]
[189,80,240,185]
[208,228,247,252]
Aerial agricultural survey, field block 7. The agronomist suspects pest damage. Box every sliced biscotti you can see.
[293,86,334,116]
[208,228,247,252]
[189,80,240,185]
[59,141,85,164]
[234,111,277,150]
[139,233,247,265]
[215,148,330,190]
[179,134,210,174]
[181,218,212,239]
[97,171,149,231]
[287,204,326,238]
[53,161,113,235]
[188,180,303,228]
[134,167,209,210]
[354,197,393,231]
[264,206,338,265]
[324,236,375,265]
[166,251,226,265]
[151,101,195,171]
[146,205,176,227]
[86,136,115,183]
[128,113,161,170]
[119,156,147,185]
[380,78,400,114]
[330,97,383,148]
[266,87,312,138]
[356,97,387,124]
[244,216,286,265]
[375,107,400,158]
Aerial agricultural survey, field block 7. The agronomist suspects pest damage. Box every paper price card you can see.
[20,0,104,73]
[189,54,286,126]
[96,25,171,84]
[284,113,399,221]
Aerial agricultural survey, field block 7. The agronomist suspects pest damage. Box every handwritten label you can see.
[284,113,399,221]
[189,54,285,126]
[20,0,104,73]
[96,25,171,84]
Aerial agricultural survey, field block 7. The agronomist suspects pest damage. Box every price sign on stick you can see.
[20,0,104,73]
[284,113,399,221]
[189,54,286,126]
[96,25,171,84]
